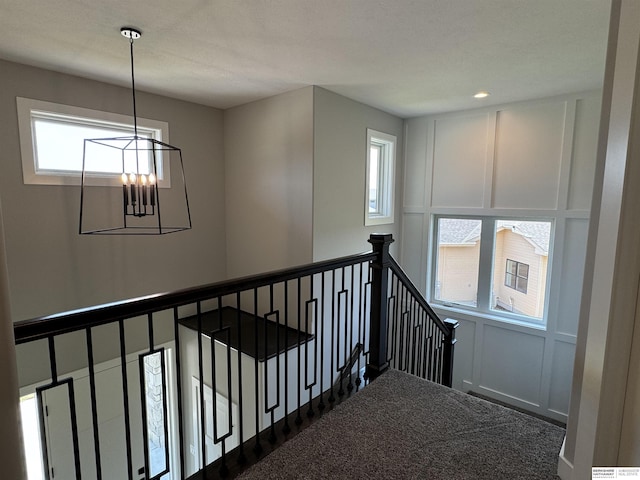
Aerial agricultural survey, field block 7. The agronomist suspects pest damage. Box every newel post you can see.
[366,233,394,381]
[442,318,459,387]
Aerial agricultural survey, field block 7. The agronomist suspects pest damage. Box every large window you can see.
[433,216,552,324]
[17,97,170,186]
[365,128,396,226]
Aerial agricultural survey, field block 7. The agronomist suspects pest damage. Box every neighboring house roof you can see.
[438,219,481,245]
[438,219,551,255]
[497,221,550,255]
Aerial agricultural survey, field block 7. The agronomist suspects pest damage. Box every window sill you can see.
[431,303,547,332]
[365,215,394,226]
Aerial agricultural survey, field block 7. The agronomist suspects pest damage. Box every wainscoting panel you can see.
[548,340,576,416]
[479,324,545,406]
[402,116,429,209]
[567,95,601,210]
[492,101,566,210]
[555,218,589,336]
[452,318,475,391]
[400,213,426,293]
[431,113,490,208]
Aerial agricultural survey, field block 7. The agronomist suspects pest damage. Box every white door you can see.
[39,352,175,479]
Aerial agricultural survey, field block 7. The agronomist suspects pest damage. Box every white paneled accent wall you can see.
[401,92,601,422]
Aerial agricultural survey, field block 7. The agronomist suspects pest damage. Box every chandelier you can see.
[79,27,192,235]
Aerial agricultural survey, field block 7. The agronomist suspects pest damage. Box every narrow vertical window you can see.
[365,129,396,225]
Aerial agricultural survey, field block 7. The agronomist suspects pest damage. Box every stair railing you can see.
[13,234,455,480]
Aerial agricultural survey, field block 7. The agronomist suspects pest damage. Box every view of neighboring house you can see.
[436,219,550,319]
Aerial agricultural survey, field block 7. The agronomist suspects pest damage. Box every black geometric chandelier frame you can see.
[79,27,192,235]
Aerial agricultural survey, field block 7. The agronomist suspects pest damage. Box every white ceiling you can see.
[0,0,611,118]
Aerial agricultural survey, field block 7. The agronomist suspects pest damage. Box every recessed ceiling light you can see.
[474,91,490,99]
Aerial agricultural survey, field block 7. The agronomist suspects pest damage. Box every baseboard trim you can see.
[557,436,573,480]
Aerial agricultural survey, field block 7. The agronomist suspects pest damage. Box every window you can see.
[505,259,528,293]
[432,216,552,324]
[20,393,44,479]
[365,129,396,226]
[17,97,170,186]
[434,218,481,307]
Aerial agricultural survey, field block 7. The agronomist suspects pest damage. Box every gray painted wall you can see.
[0,60,227,386]
[0,60,227,321]
[224,87,314,278]
[312,87,404,261]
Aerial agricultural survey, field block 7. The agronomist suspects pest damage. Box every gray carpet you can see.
[237,369,565,479]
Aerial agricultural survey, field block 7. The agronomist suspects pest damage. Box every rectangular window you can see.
[505,259,528,293]
[432,216,552,324]
[434,217,482,307]
[17,97,171,187]
[365,129,396,226]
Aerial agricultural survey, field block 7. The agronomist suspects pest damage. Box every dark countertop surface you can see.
[179,306,313,361]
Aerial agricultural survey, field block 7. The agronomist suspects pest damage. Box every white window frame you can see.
[17,97,171,187]
[430,214,553,328]
[364,128,396,226]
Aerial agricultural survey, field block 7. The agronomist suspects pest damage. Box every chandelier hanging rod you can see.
[121,27,141,137]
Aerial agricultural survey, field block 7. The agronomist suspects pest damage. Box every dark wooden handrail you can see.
[13,250,376,345]
[387,256,450,334]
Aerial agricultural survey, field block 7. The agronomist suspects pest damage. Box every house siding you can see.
[492,230,547,318]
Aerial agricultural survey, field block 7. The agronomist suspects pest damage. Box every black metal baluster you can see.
[356,263,364,390]
[252,288,262,456]
[417,309,425,378]
[282,282,291,434]
[196,302,207,469]
[86,327,102,479]
[213,299,229,478]
[336,267,349,398]
[235,293,247,464]
[118,320,134,480]
[38,337,57,480]
[430,322,438,381]
[172,307,186,478]
[395,274,403,369]
[67,379,82,480]
[295,277,303,425]
[139,315,152,479]
[426,319,434,381]
[305,274,317,418]
[347,264,355,393]
[403,284,411,372]
[328,270,336,405]
[386,279,396,366]
[158,347,171,479]
[264,284,280,444]
[409,289,415,374]
[317,272,326,411]
[362,264,372,385]
[438,329,445,384]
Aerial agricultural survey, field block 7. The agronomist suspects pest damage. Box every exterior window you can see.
[17,97,170,186]
[434,218,482,307]
[365,128,396,226]
[505,259,528,293]
[432,216,552,324]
